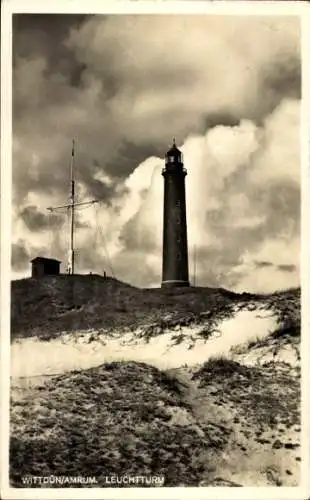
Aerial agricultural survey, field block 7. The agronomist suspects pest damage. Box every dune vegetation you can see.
[10,276,301,487]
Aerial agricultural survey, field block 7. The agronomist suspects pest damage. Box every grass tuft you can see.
[192,356,254,381]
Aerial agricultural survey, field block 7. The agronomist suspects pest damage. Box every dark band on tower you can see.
[161,140,190,288]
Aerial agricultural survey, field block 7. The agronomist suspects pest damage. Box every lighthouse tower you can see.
[161,140,190,288]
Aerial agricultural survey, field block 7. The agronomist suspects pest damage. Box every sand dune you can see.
[11,304,279,378]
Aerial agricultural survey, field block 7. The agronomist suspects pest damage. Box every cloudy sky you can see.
[12,13,301,292]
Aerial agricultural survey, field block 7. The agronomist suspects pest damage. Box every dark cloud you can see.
[254,260,274,269]
[19,205,64,232]
[261,54,301,102]
[11,241,30,271]
[202,113,241,131]
[13,14,89,76]
[103,140,163,179]
[277,264,296,273]
[19,204,90,234]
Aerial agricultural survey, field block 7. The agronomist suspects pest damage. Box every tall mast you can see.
[47,140,100,276]
[69,139,75,275]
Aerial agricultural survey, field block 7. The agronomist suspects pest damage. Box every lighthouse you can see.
[161,140,190,288]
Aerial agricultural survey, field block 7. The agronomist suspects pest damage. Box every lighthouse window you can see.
[177,253,181,260]
[176,205,181,224]
[176,200,181,206]
[168,156,175,163]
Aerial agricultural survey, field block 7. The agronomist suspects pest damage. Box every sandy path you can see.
[11,307,278,379]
